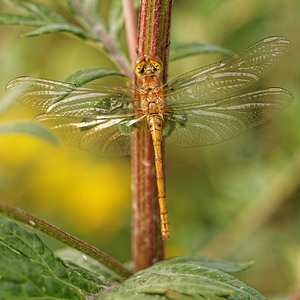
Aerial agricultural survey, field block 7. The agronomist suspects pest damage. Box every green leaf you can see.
[24,23,91,39]
[157,255,254,274]
[99,256,266,300]
[0,216,106,298]
[0,1,65,26]
[118,265,233,297]
[0,122,58,145]
[0,0,95,41]
[98,292,206,300]
[65,67,129,86]
[97,292,167,300]
[56,248,121,284]
[169,41,233,61]
[0,13,45,26]
[13,0,66,23]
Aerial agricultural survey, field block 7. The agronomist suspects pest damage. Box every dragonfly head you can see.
[134,55,163,77]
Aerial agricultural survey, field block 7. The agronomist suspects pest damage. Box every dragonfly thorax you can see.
[140,87,165,116]
[135,55,165,116]
[138,74,165,116]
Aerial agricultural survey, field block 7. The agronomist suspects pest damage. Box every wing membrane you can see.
[36,114,144,155]
[165,88,293,147]
[7,76,136,117]
[7,36,292,154]
[166,36,290,103]
[7,76,139,155]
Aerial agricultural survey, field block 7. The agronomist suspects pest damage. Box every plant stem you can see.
[69,0,133,78]
[122,0,137,66]
[290,285,300,300]
[0,201,132,279]
[130,0,174,272]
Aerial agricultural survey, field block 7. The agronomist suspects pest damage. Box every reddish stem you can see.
[290,286,300,300]
[130,0,174,272]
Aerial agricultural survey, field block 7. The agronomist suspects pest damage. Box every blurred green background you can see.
[0,0,299,299]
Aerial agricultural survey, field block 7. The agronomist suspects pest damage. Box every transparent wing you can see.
[7,76,140,155]
[164,88,293,147]
[6,76,136,117]
[37,114,144,155]
[165,36,290,103]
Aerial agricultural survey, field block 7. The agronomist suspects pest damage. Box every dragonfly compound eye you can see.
[134,63,144,75]
[150,60,163,73]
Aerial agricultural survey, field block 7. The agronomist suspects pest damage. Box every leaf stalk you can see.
[0,201,132,279]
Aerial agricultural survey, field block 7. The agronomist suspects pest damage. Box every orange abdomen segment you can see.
[148,114,170,239]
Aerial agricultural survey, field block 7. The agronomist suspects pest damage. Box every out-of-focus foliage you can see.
[169,41,233,61]
[0,0,299,299]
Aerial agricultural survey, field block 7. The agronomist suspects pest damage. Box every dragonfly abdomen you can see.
[148,114,170,239]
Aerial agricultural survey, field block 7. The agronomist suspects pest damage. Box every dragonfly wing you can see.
[7,76,140,155]
[166,37,290,103]
[164,88,293,147]
[37,115,143,155]
[6,76,136,117]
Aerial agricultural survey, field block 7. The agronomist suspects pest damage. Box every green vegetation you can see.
[0,0,299,299]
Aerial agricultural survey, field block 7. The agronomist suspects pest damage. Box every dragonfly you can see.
[7,36,293,239]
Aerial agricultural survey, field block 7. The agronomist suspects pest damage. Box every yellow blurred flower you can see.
[0,134,131,237]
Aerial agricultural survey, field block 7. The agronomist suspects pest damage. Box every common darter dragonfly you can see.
[7,36,293,239]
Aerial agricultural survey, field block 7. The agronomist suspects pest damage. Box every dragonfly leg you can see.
[164,113,177,122]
